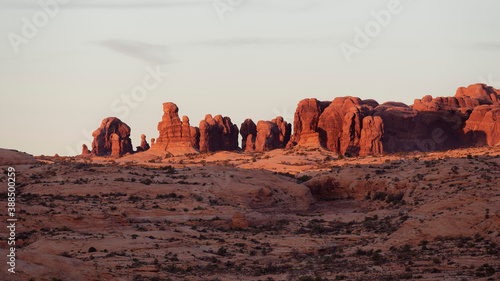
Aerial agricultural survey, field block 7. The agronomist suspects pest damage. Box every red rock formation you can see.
[81,144,91,156]
[199,114,239,152]
[110,133,121,156]
[456,84,500,105]
[255,121,280,151]
[292,98,331,147]
[314,97,377,155]
[240,119,257,151]
[272,116,292,147]
[151,102,199,155]
[463,105,500,146]
[290,84,499,155]
[359,116,384,156]
[242,117,291,152]
[91,117,133,156]
[136,134,150,152]
[190,127,200,150]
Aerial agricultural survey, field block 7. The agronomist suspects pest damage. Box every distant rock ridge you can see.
[84,83,500,157]
[288,83,500,155]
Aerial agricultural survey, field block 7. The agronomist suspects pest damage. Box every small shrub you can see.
[296,175,312,184]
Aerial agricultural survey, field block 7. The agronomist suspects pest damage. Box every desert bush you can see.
[296,175,312,184]
[475,263,495,277]
[216,247,227,256]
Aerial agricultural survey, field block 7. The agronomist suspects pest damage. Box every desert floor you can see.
[1,145,499,281]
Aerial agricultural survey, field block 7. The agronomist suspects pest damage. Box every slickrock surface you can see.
[1,145,498,280]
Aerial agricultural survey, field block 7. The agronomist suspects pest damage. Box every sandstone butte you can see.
[87,83,500,157]
[90,117,133,156]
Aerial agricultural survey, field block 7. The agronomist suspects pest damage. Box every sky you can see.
[1,0,500,156]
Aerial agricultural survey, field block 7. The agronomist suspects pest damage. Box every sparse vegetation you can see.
[12,145,500,280]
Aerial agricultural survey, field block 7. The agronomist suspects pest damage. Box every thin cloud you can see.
[192,37,335,47]
[0,0,210,9]
[472,42,500,51]
[96,39,173,65]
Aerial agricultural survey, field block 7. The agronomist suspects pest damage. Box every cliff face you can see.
[288,84,500,155]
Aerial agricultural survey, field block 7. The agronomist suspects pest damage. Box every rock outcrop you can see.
[254,117,291,151]
[199,114,239,152]
[91,117,133,156]
[463,105,500,147]
[316,97,377,155]
[241,117,291,152]
[290,84,500,155]
[81,144,91,156]
[255,121,280,151]
[359,116,384,156]
[240,119,257,151]
[291,98,330,147]
[136,134,150,152]
[151,102,199,155]
[273,116,292,148]
[88,84,500,157]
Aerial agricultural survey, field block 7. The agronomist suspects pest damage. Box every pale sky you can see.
[1,0,500,156]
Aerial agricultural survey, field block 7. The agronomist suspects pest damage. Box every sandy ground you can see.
[0,145,499,280]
